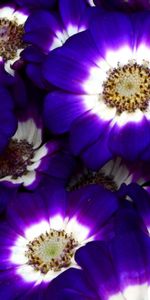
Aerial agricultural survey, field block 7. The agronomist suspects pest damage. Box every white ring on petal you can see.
[83,65,107,95]
[27,161,41,171]
[22,171,36,186]
[25,220,50,241]
[87,0,95,6]
[135,44,150,65]
[123,283,148,300]
[144,102,150,120]
[0,7,15,19]
[50,215,65,231]
[101,157,132,189]
[4,48,24,76]
[105,45,133,68]
[32,145,48,162]
[13,11,28,25]
[112,109,144,127]
[17,265,44,283]
[66,217,90,243]
[66,24,80,38]
[10,215,93,284]
[50,36,63,51]
[10,236,28,265]
[109,293,124,300]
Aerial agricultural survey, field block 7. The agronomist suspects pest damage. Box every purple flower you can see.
[43,12,150,167]
[22,0,97,87]
[67,157,145,192]
[24,0,91,52]
[0,180,118,298]
[0,116,59,189]
[42,145,149,197]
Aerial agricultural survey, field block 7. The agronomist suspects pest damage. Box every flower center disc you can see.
[67,169,117,192]
[0,139,34,179]
[26,229,78,274]
[0,18,24,60]
[102,62,150,113]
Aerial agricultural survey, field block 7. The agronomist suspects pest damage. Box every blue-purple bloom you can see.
[22,0,97,87]
[24,0,91,51]
[66,157,146,191]
[0,117,59,189]
[0,179,118,298]
[43,11,150,168]
[0,1,150,299]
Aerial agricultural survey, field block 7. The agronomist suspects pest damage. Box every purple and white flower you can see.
[0,117,59,188]
[22,0,97,87]
[43,12,150,168]
[0,179,118,298]
[67,157,139,193]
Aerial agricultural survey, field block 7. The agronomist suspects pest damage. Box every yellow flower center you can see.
[0,18,25,60]
[102,61,150,113]
[0,139,34,179]
[26,229,78,274]
[67,169,117,192]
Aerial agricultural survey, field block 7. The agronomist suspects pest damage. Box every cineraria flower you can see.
[76,204,150,300]
[66,157,143,193]
[43,149,147,200]
[0,117,59,188]
[22,0,97,87]
[0,180,118,298]
[24,0,91,52]
[43,12,150,168]
[0,5,28,75]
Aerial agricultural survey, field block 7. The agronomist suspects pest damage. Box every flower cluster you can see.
[1,0,150,299]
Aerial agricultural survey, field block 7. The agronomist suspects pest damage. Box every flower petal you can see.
[109,116,150,160]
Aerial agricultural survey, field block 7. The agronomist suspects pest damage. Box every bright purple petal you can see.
[44,92,91,133]
[109,117,150,161]
[70,112,110,156]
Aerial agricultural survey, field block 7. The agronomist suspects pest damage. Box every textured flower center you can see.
[0,139,34,179]
[102,62,150,113]
[25,229,78,274]
[67,169,117,192]
[0,18,24,60]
